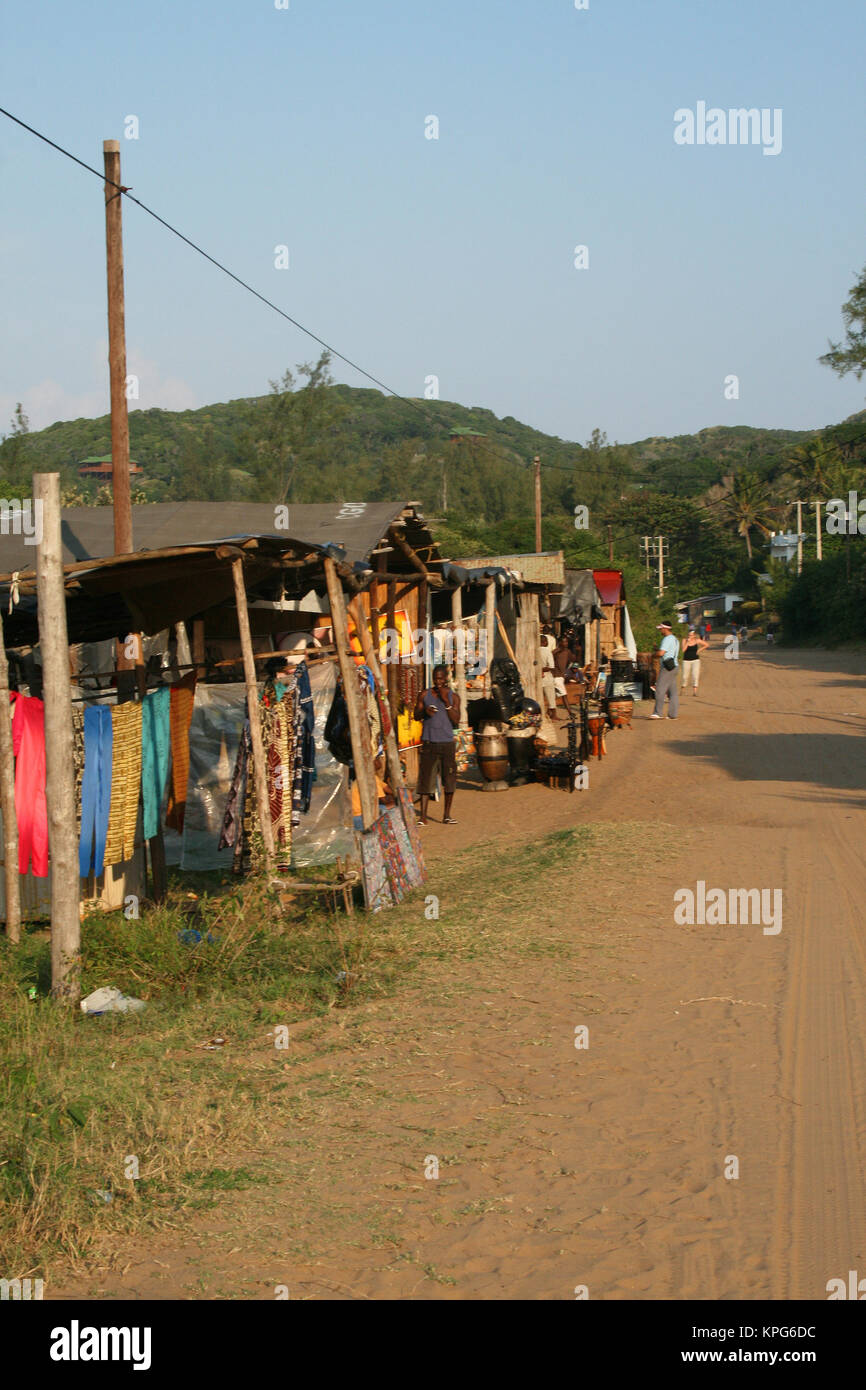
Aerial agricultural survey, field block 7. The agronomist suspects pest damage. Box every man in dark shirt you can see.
[414,663,460,825]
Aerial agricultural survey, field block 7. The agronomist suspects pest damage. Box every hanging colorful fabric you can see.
[103,701,142,866]
[78,704,113,877]
[9,692,49,877]
[141,686,170,840]
[265,695,294,870]
[71,705,85,837]
[165,673,196,832]
[359,822,393,912]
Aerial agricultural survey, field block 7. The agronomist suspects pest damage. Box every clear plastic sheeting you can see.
[293,660,355,868]
[180,685,245,872]
[179,664,353,873]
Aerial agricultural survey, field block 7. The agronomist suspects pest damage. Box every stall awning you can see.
[592,569,624,605]
[558,569,604,624]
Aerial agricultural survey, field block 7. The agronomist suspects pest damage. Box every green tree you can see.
[250,350,347,503]
[820,264,866,384]
[0,402,31,490]
[613,492,740,597]
[719,471,775,560]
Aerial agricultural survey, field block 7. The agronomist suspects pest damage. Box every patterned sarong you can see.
[165,673,196,832]
[103,701,142,865]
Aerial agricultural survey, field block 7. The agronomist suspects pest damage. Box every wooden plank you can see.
[386,580,399,722]
[350,595,405,799]
[324,558,378,831]
[230,559,275,864]
[484,580,496,695]
[514,591,541,707]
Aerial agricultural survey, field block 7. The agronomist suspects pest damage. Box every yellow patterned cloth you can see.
[103,701,142,866]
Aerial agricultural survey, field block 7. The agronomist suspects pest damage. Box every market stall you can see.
[0,499,441,918]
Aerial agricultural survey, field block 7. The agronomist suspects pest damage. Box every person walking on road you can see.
[651,621,680,719]
[681,625,708,696]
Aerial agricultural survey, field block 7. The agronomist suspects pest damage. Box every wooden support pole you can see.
[495,609,519,666]
[350,594,405,798]
[230,558,274,863]
[35,474,80,1001]
[386,579,399,721]
[418,578,429,687]
[324,558,378,831]
[484,579,496,696]
[533,455,542,553]
[451,585,468,729]
[0,621,21,942]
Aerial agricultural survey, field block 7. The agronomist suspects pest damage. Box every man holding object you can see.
[415,664,460,825]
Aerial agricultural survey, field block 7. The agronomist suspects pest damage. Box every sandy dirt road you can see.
[53,640,866,1300]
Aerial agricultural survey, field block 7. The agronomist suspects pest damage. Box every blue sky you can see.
[2,0,865,446]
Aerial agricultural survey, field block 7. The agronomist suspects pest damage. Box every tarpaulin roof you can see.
[557,569,604,624]
[0,501,439,645]
[592,569,625,605]
[0,500,424,575]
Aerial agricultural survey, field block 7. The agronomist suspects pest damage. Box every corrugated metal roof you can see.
[454,550,565,586]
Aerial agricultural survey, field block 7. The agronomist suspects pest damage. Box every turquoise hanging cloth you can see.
[141,686,171,840]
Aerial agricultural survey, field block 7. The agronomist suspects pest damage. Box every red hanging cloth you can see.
[9,692,49,877]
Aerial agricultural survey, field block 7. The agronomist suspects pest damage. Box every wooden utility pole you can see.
[230,557,274,864]
[103,140,133,557]
[324,559,378,829]
[35,474,80,1001]
[795,499,804,575]
[607,522,614,563]
[657,535,665,598]
[815,500,823,561]
[533,456,542,553]
[0,624,20,942]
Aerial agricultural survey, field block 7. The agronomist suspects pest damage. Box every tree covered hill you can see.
[4,367,852,525]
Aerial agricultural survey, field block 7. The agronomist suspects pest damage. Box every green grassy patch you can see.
[0,820,675,1276]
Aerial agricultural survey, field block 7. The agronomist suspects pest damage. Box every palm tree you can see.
[789,436,845,502]
[719,471,775,559]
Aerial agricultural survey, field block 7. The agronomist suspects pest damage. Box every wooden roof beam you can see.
[387,528,443,587]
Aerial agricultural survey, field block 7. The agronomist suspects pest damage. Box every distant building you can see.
[675,592,743,626]
[768,531,803,564]
[78,455,144,482]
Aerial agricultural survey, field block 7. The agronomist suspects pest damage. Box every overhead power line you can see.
[2,106,865,496]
